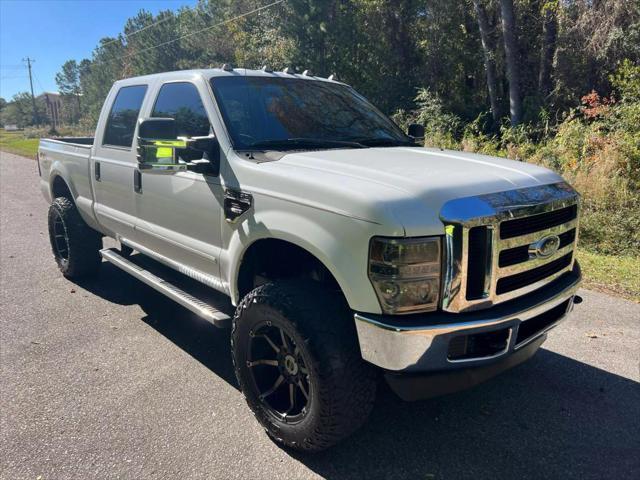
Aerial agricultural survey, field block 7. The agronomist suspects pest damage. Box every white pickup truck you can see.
[38,67,582,451]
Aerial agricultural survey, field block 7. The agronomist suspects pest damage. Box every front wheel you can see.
[232,281,377,452]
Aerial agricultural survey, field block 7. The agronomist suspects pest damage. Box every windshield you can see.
[209,76,411,150]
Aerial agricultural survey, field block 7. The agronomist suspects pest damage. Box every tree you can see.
[1,92,45,128]
[0,97,7,127]
[55,60,82,122]
[473,0,501,125]
[500,0,522,125]
[538,2,558,99]
[52,0,639,133]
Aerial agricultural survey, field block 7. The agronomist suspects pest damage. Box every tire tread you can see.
[48,196,102,278]
[232,280,377,452]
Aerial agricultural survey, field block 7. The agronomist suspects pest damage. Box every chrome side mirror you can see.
[136,118,220,176]
[137,118,187,174]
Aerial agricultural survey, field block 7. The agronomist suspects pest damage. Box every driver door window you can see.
[151,82,211,138]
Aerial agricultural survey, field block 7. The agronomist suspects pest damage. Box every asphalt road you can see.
[1,151,639,480]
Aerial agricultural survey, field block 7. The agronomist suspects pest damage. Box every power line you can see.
[100,11,183,49]
[123,0,286,59]
[33,70,46,93]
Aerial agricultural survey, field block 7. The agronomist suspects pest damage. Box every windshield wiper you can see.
[246,138,367,151]
[350,137,417,147]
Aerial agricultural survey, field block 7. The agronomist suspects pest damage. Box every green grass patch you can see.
[0,130,39,158]
[577,248,640,302]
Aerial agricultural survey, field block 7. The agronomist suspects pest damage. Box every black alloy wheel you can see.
[247,320,312,423]
[232,281,377,452]
[51,209,71,267]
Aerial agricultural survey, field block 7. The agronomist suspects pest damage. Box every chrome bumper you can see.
[354,267,581,372]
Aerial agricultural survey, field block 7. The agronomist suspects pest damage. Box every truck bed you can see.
[38,137,98,229]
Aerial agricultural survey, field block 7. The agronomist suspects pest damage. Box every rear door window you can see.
[151,82,211,137]
[103,85,148,148]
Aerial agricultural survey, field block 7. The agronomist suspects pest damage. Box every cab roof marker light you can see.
[302,69,312,76]
[262,65,273,73]
[328,74,337,81]
[221,63,233,71]
[282,67,295,74]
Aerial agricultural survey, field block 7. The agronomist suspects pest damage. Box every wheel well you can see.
[237,239,343,300]
[51,175,73,200]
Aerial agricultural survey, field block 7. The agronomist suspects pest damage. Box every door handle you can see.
[134,170,142,193]
[95,161,101,181]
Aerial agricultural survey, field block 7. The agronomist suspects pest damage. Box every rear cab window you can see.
[103,85,148,148]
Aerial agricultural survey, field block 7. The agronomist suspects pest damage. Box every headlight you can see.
[368,236,441,314]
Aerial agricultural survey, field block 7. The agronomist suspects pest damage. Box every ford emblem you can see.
[529,234,561,259]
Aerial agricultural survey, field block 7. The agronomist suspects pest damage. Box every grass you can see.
[577,248,640,302]
[0,129,39,158]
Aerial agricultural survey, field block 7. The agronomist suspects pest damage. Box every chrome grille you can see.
[440,182,579,313]
[499,228,576,267]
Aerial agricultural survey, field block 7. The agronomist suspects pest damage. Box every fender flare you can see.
[49,163,76,200]
[226,230,354,308]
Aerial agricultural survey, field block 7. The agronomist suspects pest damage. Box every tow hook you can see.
[573,295,583,304]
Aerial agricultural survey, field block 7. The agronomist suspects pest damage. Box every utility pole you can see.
[22,57,38,125]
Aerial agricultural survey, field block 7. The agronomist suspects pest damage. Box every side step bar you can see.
[100,248,231,328]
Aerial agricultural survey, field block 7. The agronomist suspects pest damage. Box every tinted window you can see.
[152,82,210,137]
[210,77,409,150]
[103,85,147,147]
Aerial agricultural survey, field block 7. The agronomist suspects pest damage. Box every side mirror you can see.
[185,135,220,176]
[137,118,187,174]
[137,117,220,176]
[407,123,425,142]
[139,117,177,140]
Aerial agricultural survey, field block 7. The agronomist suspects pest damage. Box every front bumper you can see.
[354,265,581,373]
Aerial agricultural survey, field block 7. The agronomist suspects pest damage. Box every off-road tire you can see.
[232,281,377,452]
[48,196,102,278]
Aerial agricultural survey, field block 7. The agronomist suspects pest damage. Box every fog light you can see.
[380,281,400,301]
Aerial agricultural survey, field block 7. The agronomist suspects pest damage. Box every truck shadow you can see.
[74,263,640,480]
[293,354,640,480]
[72,261,239,388]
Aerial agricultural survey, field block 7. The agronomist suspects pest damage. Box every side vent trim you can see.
[224,188,253,223]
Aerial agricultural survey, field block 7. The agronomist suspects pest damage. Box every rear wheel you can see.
[232,281,377,452]
[48,196,102,278]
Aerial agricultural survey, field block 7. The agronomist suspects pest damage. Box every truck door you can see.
[92,84,148,240]
[133,81,224,287]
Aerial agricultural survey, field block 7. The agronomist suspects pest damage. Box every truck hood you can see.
[255,146,564,236]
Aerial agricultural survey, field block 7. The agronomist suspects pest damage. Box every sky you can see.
[0,0,197,100]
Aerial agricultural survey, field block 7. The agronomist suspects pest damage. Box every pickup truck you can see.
[38,67,582,452]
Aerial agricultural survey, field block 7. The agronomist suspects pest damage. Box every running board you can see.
[100,248,232,328]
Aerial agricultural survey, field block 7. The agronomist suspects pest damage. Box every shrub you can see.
[398,62,640,257]
[393,89,463,150]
